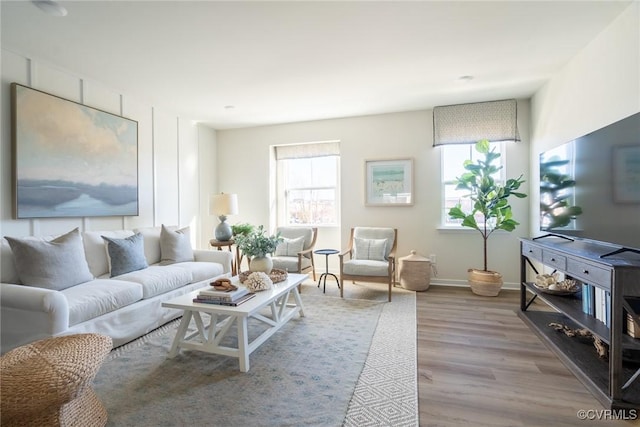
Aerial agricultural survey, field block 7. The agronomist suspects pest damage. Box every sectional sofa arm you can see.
[0,283,69,352]
[193,249,234,274]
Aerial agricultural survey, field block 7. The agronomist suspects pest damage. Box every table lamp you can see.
[210,193,238,241]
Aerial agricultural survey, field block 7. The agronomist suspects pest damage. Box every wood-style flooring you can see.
[417,286,637,426]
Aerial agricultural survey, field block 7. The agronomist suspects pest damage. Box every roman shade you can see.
[274,141,339,160]
[433,99,520,146]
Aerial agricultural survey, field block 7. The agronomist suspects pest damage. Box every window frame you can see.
[440,142,506,229]
[276,154,340,227]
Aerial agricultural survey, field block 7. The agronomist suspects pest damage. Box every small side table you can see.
[314,249,340,293]
[210,238,237,275]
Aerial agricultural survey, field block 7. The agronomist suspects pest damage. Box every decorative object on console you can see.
[11,83,139,219]
[210,193,238,241]
[235,225,282,274]
[243,272,273,292]
[448,139,527,296]
[231,223,254,237]
[238,268,288,285]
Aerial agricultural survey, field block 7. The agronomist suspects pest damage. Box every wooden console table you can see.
[519,236,640,410]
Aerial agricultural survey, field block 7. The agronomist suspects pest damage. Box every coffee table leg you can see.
[168,310,192,358]
[237,317,250,372]
[292,286,306,318]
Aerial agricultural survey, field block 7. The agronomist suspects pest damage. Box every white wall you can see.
[0,49,214,248]
[217,104,531,285]
[529,2,640,237]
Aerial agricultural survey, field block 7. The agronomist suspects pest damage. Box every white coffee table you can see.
[161,273,307,372]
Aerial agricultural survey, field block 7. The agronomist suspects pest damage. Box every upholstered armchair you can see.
[271,227,318,281]
[339,227,397,301]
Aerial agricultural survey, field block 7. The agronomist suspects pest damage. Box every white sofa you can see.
[0,226,233,353]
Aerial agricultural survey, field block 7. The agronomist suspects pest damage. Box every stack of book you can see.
[581,283,610,327]
[193,286,255,306]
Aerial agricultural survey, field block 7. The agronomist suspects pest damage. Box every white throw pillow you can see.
[354,237,387,261]
[160,224,194,265]
[5,228,93,290]
[275,236,305,257]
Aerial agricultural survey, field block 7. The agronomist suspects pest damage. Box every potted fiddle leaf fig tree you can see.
[448,139,527,296]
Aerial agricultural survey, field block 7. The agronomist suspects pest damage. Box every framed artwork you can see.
[365,158,413,206]
[612,145,640,203]
[11,83,139,218]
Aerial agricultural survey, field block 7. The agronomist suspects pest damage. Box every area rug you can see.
[94,287,417,426]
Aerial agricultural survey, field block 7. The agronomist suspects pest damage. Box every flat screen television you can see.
[539,112,640,252]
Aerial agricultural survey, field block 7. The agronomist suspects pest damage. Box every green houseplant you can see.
[234,225,282,273]
[448,139,527,296]
[231,223,255,238]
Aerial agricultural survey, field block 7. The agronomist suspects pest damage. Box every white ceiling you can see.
[1,1,633,129]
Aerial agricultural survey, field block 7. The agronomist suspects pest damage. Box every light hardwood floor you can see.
[417,286,637,426]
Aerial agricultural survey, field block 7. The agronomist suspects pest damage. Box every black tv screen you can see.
[539,112,640,251]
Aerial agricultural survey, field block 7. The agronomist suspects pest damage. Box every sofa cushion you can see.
[342,259,390,276]
[4,228,93,291]
[271,256,312,273]
[354,238,387,261]
[274,236,305,257]
[113,265,193,299]
[62,279,143,326]
[172,261,225,283]
[102,233,148,277]
[160,224,194,265]
[83,230,134,277]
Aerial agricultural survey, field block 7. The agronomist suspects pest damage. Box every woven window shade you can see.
[433,99,520,146]
[275,141,339,160]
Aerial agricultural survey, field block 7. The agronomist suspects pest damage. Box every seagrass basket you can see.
[399,250,431,291]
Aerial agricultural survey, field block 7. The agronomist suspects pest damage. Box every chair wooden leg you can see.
[340,278,344,298]
[388,282,392,302]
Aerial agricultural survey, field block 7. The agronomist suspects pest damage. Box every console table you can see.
[519,236,640,410]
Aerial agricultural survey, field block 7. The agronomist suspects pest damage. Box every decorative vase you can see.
[249,255,273,274]
[468,268,503,297]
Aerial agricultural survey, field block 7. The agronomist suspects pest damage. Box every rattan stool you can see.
[1,333,113,427]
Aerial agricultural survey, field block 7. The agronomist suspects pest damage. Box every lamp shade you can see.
[209,193,238,216]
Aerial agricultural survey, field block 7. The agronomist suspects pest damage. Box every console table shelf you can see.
[520,237,640,410]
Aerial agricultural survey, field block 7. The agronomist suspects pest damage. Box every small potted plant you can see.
[231,223,255,238]
[448,139,527,296]
[234,225,282,274]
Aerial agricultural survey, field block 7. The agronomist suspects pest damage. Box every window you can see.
[441,142,505,227]
[275,142,339,226]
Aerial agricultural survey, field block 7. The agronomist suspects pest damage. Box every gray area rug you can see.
[94,283,417,426]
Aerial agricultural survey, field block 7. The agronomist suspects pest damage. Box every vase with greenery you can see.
[448,139,527,296]
[234,225,282,274]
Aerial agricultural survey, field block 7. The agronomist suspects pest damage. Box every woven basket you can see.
[468,268,503,297]
[238,268,288,284]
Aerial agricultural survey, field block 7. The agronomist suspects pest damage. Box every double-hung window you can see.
[441,143,505,227]
[275,142,339,226]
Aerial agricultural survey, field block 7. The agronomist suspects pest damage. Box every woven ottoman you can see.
[1,333,113,427]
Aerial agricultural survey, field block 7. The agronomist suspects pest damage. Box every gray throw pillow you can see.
[102,233,148,277]
[5,228,94,290]
[354,237,387,261]
[160,224,194,265]
[275,236,305,257]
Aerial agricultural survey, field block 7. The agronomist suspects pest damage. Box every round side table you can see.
[210,238,237,275]
[314,249,340,293]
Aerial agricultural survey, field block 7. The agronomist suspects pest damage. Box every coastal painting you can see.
[11,83,138,218]
[365,158,413,206]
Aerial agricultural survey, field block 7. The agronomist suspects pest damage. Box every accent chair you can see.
[339,227,397,301]
[271,227,318,282]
